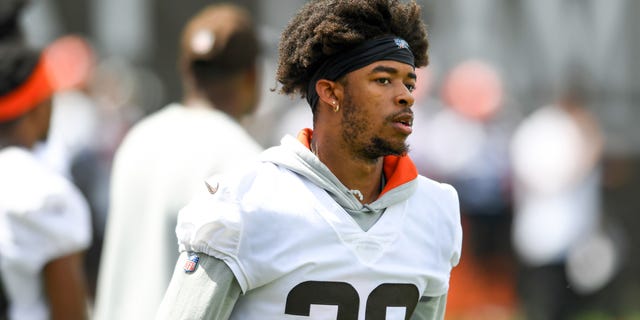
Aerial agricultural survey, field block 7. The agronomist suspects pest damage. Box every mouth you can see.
[397,117,413,127]
[391,112,414,134]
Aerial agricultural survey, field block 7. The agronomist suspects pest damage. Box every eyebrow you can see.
[369,65,417,80]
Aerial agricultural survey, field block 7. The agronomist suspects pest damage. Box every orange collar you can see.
[297,128,418,197]
[0,56,54,122]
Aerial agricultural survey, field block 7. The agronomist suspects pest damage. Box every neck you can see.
[183,76,245,121]
[183,92,242,121]
[0,124,35,149]
[311,135,383,204]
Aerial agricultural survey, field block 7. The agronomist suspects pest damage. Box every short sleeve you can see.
[176,190,242,258]
[175,176,249,290]
[418,179,463,297]
[442,183,463,268]
[0,179,92,273]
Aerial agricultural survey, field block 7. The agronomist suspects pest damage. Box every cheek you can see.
[349,88,383,116]
[341,95,364,134]
[342,84,387,127]
[342,106,379,144]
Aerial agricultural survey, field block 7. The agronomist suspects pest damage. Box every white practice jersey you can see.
[177,160,462,320]
[0,147,92,320]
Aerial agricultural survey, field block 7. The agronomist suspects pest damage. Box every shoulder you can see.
[0,148,84,210]
[414,175,459,210]
[175,161,292,255]
[116,104,181,147]
[0,148,92,271]
[114,104,262,167]
[206,160,286,202]
[413,175,460,231]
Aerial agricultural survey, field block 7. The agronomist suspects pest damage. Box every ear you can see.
[315,79,343,108]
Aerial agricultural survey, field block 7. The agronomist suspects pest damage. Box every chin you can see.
[365,137,408,158]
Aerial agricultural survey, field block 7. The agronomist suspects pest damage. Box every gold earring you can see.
[332,101,339,113]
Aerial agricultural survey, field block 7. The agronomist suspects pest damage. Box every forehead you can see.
[349,60,416,78]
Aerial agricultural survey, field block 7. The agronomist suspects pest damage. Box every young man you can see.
[156,1,462,319]
[93,4,263,320]
[0,28,92,320]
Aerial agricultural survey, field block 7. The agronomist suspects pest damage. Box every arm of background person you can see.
[411,295,448,320]
[43,252,89,320]
[156,252,241,320]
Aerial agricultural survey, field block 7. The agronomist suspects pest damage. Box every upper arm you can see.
[155,252,242,320]
[43,252,89,320]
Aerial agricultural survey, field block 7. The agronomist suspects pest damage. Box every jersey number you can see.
[285,281,419,320]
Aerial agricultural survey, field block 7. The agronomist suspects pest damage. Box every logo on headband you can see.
[394,38,410,50]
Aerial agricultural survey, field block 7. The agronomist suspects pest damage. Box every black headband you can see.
[306,35,415,108]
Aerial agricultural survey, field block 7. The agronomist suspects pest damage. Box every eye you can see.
[376,78,391,85]
[405,83,416,92]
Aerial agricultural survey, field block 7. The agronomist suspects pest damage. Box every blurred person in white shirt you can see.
[0,3,92,318]
[510,81,606,320]
[92,4,264,320]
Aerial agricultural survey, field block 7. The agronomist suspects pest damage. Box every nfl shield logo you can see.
[394,38,409,49]
[184,254,200,273]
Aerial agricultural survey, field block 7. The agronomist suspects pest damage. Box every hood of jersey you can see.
[260,128,418,217]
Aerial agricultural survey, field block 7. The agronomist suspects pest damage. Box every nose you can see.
[395,84,415,108]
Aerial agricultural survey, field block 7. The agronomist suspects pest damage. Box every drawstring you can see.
[348,189,364,201]
[347,173,386,202]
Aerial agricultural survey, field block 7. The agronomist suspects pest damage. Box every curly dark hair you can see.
[276,0,429,102]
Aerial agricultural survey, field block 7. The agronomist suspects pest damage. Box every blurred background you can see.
[17,0,640,319]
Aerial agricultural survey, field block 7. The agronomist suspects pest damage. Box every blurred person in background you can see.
[510,79,606,320]
[32,35,98,179]
[92,3,263,320]
[416,60,512,262]
[409,59,517,318]
[156,0,461,319]
[71,55,161,299]
[0,2,92,319]
[27,35,107,299]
